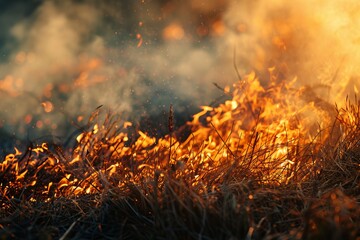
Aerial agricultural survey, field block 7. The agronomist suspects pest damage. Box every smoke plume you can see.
[0,0,359,145]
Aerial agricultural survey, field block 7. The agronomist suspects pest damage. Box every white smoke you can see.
[223,0,360,99]
[0,0,359,144]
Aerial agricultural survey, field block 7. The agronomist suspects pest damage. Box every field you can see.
[1,71,359,239]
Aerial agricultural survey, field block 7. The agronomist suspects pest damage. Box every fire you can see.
[1,2,359,238]
[1,69,347,203]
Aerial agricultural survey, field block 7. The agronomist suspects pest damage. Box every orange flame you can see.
[0,69,354,202]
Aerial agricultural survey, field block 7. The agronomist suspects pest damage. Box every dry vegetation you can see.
[1,72,360,239]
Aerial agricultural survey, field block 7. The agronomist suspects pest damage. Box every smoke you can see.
[223,0,360,98]
[0,0,359,144]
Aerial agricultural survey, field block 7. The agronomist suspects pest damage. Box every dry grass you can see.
[1,78,360,239]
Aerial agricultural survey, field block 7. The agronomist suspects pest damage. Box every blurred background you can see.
[0,0,359,148]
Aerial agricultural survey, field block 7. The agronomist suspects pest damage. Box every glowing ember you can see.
[24,114,32,124]
[136,33,143,47]
[211,20,225,36]
[77,115,84,122]
[36,120,44,128]
[0,75,23,96]
[162,23,185,40]
[41,101,54,113]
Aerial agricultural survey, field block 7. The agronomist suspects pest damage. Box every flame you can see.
[1,69,350,203]
[1,3,360,238]
[73,58,106,88]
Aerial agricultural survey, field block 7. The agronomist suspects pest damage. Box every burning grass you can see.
[1,71,360,239]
